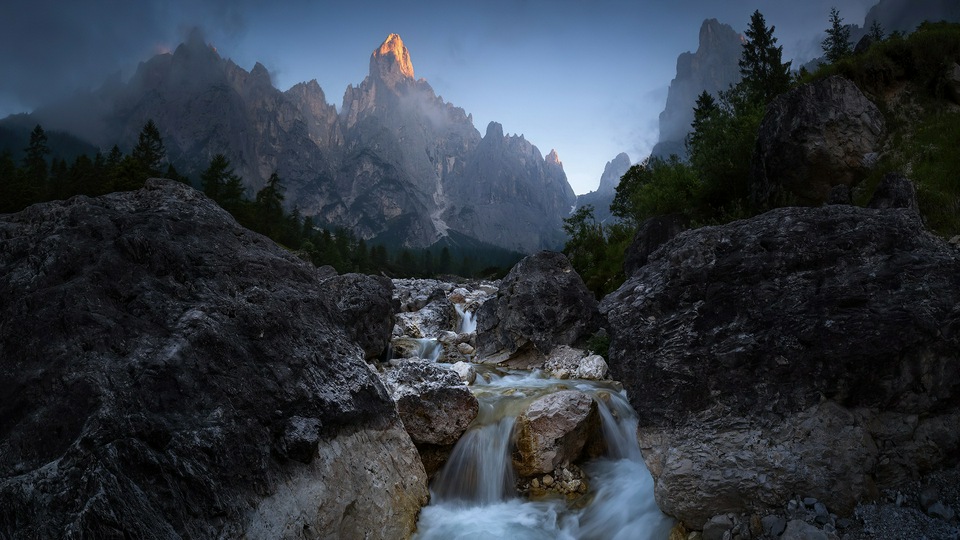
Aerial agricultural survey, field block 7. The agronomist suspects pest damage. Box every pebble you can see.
[542,475,554,487]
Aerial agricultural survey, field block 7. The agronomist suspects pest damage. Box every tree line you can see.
[0,120,512,278]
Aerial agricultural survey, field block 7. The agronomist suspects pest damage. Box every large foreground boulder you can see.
[0,179,428,538]
[751,75,885,206]
[601,204,960,528]
[477,251,599,364]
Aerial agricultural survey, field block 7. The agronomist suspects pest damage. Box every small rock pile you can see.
[519,463,589,499]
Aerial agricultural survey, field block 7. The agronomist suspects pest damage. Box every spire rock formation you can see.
[8,33,578,253]
[370,33,415,86]
[651,18,742,160]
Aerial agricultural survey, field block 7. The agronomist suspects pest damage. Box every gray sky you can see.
[0,0,876,193]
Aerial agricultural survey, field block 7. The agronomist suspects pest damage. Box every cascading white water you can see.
[414,369,674,539]
[413,338,443,362]
[455,303,477,334]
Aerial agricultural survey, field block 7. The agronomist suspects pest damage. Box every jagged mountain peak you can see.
[370,33,415,85]
[546,149,562,167]
[598,152,631,194]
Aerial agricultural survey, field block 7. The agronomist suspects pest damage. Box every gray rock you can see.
[544,345,588,378]
[762,515,787,536]
[384,361,479,446]
[576,355,608,381]
[781,520,828,540]
[867,172,919,213]
[927,501,956,521]
[0,180,427,538]
[920,484,940,510]
[512,390,600,477]
[702,514,734,540]
[602,204,960,528]
[752,75,885,206]
[477,251,599,363]
[325,273,395,360]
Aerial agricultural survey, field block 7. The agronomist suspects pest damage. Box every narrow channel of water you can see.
[413,368,674,539]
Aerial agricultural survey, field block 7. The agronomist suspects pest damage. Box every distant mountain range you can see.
[2,31,575,253]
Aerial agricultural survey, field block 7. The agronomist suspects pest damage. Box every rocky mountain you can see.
[651,19,743,160]
[574,152,631,223]
[9,32,575,253]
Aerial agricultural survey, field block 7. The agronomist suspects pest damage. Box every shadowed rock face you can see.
[0,179,427,538]
[751,75,885,207]
[601,203,960,528]
[477,251,599,364]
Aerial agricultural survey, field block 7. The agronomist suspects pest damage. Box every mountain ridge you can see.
[3,33,575,253]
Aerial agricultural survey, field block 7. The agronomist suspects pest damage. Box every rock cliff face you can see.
[752,75,886,207]
[601,199,960,528]
[652,19,742,160]
[0,179,427,538]
[17,32,575,253]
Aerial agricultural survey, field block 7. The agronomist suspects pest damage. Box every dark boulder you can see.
[623,213,690,276]
[324,272,395,360]
[752,75,885,207]
[601,204,960,527]
[0,179,427,538]
[477,251,599,364]
[867,171,919,213]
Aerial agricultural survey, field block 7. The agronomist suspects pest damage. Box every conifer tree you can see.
[738,10,792,104]
[869,20,885,42]
[131,120,166,177]
[201,154,244,204]
[822,8,852,63]
[19,124,50,205]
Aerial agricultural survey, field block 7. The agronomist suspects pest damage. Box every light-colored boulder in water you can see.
[544,346,608,380]
[513,390,600,477]
[544,345,587,379]
[385,361,479,446]
[576,355,608,380]
[451,361,476,384]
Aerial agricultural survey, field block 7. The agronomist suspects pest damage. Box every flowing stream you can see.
[413,368,674,539]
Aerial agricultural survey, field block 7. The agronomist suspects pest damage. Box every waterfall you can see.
[431,417,517,505]
[413,338,442,362]
[414,370,674,539]
[455,303,477,334]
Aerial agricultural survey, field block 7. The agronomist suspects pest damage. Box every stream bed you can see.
[413,368,674,539]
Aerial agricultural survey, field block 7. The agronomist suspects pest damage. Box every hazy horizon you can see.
[0,0,877,194]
